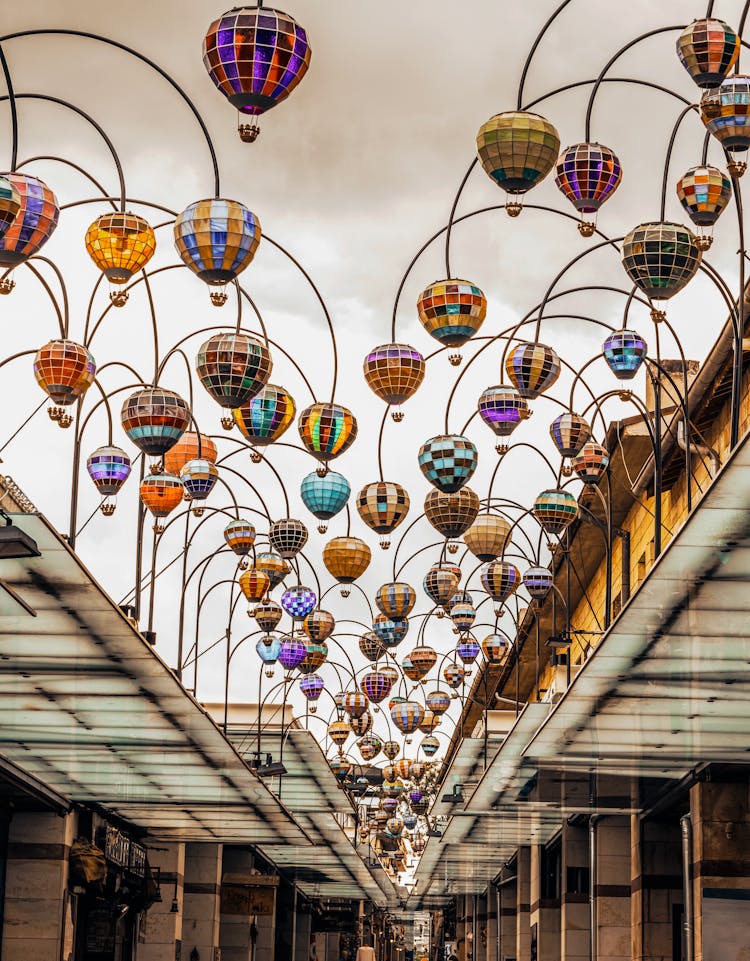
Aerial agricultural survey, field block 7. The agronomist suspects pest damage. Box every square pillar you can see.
[182,843,222,961]
[498,878,516,961]
[516,847,531,961]
[220,848,277,961]
[631,816,682,961]
[530,845,560,961]
[594,816,630,961]
[691,780,750,961]
[140,842,185,961]
[560,822,589,961]
[2,810,76,961]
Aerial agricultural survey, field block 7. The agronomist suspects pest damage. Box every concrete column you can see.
[2,810,76,961]
[182,843,222,961]
[294,905,311,961]
[630,816,682,961]
[593,817,630,961]
[220,848,277,961]
[483,888,496,961]
[140,842,185,961]
[530,844,560,961]
[691,780,750,961]
[560,822,589,961]
[516,847,531,961]
[498,879,516,961]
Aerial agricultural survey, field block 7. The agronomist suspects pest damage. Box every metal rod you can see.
[589,815,599,961]
[681,813,694,961]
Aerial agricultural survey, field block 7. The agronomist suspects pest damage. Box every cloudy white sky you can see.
[0,1,743,754]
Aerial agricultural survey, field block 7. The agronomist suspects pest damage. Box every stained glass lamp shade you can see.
[269,518,308,558]
[164,433,218,475]
[0,176,21,241]
[0,173,58,267]
[121,388,191,457]
[195,332,272,412]
[233,384,295,445]
[480,560,521,602]
[375,582,416,619]
[203,7,312,116]
[223,519,256,555]
[418,434,478,492]
[622,222,702,300]
[174,198,261,288]
[363,344,425,405]
[464,513,512,562]
[280,585,317,620]
[300,470,350,528]
[505,342,561,399]
[423,487,479,538]
[478,386,529,440]
[555,143,621,233]
[523,567,554,599]
[33,340,95,406]
[533,489,578,535]
[84,211,156,283]
[417,279,486,347]
[86,446,131,499]
[298,403,358,461]
[677,19,740,88]
[602,329,648,379]
[356,481,410,544]
[550,412,590,458]
[322,536,371,582]
[476,111,560,194]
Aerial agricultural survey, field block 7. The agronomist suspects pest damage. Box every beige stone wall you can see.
[533,365,750,702]
[2,810,76,961]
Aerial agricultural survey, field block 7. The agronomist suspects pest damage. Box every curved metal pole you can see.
[0,29,220,195]
[0,92,126,208]
[584,27,684,140]
[516,0,576,109]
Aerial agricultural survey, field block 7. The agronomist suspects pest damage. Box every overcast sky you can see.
[0,1,744,753]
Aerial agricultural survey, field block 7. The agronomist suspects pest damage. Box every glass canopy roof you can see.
[412,429,750,903]
[0,514,308,846]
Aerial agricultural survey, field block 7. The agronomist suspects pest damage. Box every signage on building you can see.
[220,874,278,916]
[99,824,146,878]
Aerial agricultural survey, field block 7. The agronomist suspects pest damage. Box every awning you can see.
[232,726,394,905]
[0,514,309,846]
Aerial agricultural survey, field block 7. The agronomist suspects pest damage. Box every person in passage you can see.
[355,933,376,961]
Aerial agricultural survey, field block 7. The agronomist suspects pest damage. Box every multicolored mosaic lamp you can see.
[361,670,394,703]
[86,445,131,515]
[358,734,382,762]
[418,434,478,492]
[223,518,256,556]
[480,560,521,603]
[277,635,307,671]
[297,641,327,675]
[423,565,460,608]
[299,673,324,712]
[356,481,410,548]
[233,383,296,449]
[174,198,261,305]
[555,143,622,236]
[196,332,272,426]
[478,385,529,451]
[506,342,561,399]
[391,701,424,735]
[300,470,350,532]
[375,582,416,619]
[343,690,369,719]
[482,633,510,664]
[0,173,59,271]
[602,329,648,379]
[572,442,610,484]
[239,568,270,604]
[256,635,282,677]
[363,343,425,420]
[421,734,440,757]
[121,387,191,458]
[203,6,312,141]
[328,720,350,749]
[84,211,156,305]
[359,630,385,662]
[164,432,218,475]
[424,486,479,539]
[456,639,481,665]
[302,608,335,642]
[426,690,451,716]
[0,176,20,242]
[622,222,702,310]
[269,517,308,558]
[280,584,317,620]
[372,613,410,648]
[255,599,283,634]
[450,601,476,633]
[550,412,590,459]
[676,166,732,249]
[298,402,358,463]
[417,279,487,357]
[322,535,371,584]
[476,111,560,215]
[523,567,554,600]
[255,551,290,588]
[533,489,578,537]
[139,472,183,533]
[350,711,373,737]
[443,662,465,689]
[464,513,512,561]
[676,19,740,88]
[34,340,96,425]
[180,458,219,514]
[701,75,750,175]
